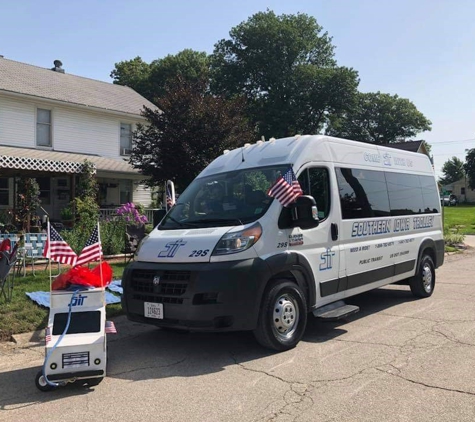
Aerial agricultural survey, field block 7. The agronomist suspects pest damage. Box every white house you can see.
[0,57,157,221]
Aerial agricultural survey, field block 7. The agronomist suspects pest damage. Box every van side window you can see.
[419,175,441,213]
[298,168,330,220]
[336,168,390,219]
[278,167,330,228]
[386,172,425,215]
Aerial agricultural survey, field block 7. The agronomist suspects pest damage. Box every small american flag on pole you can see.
[76,224,102,267]
[267,167,303,207]
[43,223,78,266]
[105,320,117,334]
[45,326,52,344]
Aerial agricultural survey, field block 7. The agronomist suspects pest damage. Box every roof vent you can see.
[51,60,65,73]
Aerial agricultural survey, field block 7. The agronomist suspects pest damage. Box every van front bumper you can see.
[121,258,271,331]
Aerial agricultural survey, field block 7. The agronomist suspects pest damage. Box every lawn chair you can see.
[0,248,17,303]
[24,233,60,276]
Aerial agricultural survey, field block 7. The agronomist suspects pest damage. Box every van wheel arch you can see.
[263,254,317,310]
[410,241,437,298]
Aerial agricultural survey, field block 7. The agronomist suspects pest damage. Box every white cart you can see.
[35,288,109,391]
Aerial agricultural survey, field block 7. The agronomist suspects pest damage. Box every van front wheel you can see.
[253,280,307,352]
[410,254,435,298]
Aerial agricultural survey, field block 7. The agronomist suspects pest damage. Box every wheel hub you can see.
[273,295,299,336]
[422,264,433,292]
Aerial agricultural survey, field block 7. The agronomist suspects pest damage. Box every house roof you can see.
[385,140,424,153]
[0,145,141,177]
[0,57,156,117]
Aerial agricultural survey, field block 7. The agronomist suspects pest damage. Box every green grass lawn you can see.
[0,261,127,341]
[442,204,475,235]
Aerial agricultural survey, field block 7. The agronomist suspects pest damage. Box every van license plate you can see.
[144,302,163,319]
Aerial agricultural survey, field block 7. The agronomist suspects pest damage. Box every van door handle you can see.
[331,223,339,241]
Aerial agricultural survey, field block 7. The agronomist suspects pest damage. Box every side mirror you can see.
[290,195,319,229]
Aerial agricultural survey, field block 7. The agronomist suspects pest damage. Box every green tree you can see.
[326,92,432,144]
[64,160,100,251]
[210,10,359,139]
[16,177,41,231]
[130,76,255,190]
[111,50,210,103]
[464,149,475,189]
[439,157,465,185]
[110,56,154,100]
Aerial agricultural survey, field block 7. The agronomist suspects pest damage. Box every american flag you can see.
[267,167,303,207]
[105,320,117,334]
[43,223,78,266]
[166,185,175,209]
[45,326,52,344]
[76,224,102,267]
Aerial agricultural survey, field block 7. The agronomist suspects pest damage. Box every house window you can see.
[37,177,51,205]
[37,109,52,147]
[461,187,466,195]
[119,180,132,204]
[0,178,9,206]
[120,123,132,155]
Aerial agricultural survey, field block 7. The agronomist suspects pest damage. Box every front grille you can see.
[62,351,89,368]
[132,293,184,304]
[130,269,190,304]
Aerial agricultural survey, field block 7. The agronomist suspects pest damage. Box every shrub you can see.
[116,202,148,226]
[100,219,127,255]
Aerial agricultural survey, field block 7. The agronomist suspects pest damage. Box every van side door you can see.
[335,167,395,295]
[281,167,340,305]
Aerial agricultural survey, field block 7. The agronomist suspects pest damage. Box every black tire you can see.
[35,370,56,392]
[410,254,435,298]
[253,280,307,352]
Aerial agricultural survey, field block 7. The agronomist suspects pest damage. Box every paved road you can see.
[1,249,475,422]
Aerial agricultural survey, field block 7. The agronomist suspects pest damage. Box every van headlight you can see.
[212,223,262,255]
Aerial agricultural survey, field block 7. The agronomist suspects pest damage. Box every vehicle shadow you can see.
[303,285,418,343]
[0,285,417,407]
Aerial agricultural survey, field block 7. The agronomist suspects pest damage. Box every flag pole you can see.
[46,219,52,304]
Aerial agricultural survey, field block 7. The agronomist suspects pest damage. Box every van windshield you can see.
[159,165,289,229]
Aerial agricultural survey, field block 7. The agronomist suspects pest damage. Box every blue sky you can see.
[1,0,474,178]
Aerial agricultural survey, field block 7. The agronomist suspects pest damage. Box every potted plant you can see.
[61,206,74,227]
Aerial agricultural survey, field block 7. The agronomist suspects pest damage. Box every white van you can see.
[122,135,444,351]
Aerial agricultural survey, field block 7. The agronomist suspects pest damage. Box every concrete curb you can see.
[463,235,475,248]
[9,330,44,348]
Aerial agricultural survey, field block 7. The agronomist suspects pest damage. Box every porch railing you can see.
[99,208,161,224]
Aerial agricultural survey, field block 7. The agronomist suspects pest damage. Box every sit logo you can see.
[383,153,392,166]
[319,248,335,271]
[71,294,87,307]
[158,239,187,258]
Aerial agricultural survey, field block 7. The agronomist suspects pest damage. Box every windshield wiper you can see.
[187,218,244,225]
[164,215,200,228]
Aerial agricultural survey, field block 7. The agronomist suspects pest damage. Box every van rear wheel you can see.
[253,280,307,352]
[410,254,435,298]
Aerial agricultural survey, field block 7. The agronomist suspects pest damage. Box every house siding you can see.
[0,96,35,147]
[447,179,475,203]
[134,183,154,207]
[0,93,153,210]
[0,94,140,159]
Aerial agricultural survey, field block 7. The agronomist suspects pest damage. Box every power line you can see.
[429,138,475,145]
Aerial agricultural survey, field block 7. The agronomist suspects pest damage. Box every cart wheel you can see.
[85,377,104,387]
[35,370,56,392]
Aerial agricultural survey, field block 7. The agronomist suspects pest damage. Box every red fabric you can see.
[0,239,11,252]
[51,262,113,290]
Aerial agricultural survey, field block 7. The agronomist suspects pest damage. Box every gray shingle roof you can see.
[0,57,156,117]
